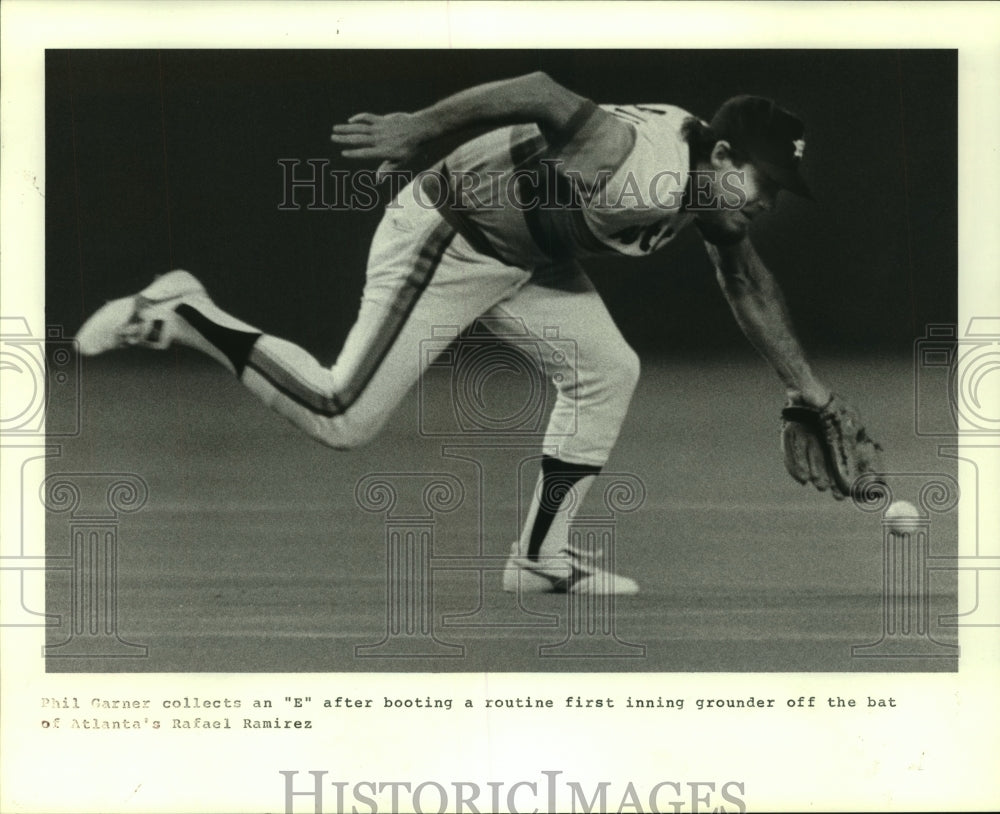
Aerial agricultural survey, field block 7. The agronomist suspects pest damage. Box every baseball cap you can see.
[710,95,813,199]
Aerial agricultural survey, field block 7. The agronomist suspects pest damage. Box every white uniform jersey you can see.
[584,104,695,257]
[429,101,697,268]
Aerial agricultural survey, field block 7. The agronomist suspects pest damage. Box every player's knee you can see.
[612,345,641,394]
[311,414,382,451]
[573,344,640,403]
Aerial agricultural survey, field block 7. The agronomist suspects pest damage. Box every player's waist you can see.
[420,163,612,267]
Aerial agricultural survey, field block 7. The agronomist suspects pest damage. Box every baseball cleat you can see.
[76,270,207,356]
[501,541,639,596]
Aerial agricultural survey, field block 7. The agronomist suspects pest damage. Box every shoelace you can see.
[524,548,604,577]
[118,297,157,346]
[563,547,604,568]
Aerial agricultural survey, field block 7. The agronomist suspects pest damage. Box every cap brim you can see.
[758,160,814,200]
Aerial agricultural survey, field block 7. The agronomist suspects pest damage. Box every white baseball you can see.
[885,500,921,532]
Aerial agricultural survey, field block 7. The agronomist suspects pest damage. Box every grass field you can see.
[44,351,958,672]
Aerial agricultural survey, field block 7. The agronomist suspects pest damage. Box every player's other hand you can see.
[331,112,426,177]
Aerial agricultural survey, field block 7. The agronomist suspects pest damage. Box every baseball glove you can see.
[780,394,884,500]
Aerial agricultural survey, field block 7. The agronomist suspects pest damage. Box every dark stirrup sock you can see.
[526,455,602,561]
[176,303,261,376]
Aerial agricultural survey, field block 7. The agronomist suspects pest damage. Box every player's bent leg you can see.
[76,270,395,449]
[549,340,641,459]
[237,289,455,451]
[76,194,535,452]
[492,271,642,595]
[240,336,385,450]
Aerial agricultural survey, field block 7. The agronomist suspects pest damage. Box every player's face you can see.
[727,162,780,218]
[699,144,781,239]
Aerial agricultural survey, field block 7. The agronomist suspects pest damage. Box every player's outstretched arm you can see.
[330,72,623,176]
[705,235,830,407]
[706,235,885,498]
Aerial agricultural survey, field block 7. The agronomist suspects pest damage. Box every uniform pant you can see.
[239,180,641,468]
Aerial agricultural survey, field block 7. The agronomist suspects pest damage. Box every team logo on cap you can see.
[793,139,806,159]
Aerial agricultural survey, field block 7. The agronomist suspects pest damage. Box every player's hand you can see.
[780,394,885,500]
[331,112,427,176]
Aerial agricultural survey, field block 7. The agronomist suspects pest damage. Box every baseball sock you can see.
[165,298,352,443]
[521,455,601,561]
[172,303,261,375]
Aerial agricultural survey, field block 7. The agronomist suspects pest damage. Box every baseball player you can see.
[76,71,882,595]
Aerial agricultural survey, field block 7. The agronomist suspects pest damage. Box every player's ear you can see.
[710,140,734,169]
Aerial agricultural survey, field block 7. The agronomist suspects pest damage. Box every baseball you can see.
[885,500,921,532]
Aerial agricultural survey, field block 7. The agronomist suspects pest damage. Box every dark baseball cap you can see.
[710,95,813,199]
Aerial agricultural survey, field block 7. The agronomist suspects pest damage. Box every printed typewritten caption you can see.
[39,692,900,730]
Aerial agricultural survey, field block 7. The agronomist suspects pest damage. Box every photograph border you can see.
[3,2,999,812]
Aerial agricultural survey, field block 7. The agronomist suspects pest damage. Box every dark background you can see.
[43,50,959,672]
[46,49,956,357]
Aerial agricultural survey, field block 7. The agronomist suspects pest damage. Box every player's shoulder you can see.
[595,103,693,190]
[600,103,696,130]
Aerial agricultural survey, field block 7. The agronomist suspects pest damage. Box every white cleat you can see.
[76,270,208,356]
[502,541,639,596]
